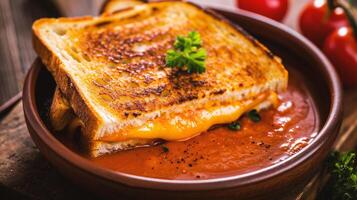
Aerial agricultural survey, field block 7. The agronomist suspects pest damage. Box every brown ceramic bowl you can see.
[23,6,342,200]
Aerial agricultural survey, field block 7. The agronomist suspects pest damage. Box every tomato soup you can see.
[58,69,318,180]
[83,75,318,180]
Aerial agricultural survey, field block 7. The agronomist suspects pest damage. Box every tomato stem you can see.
[327,0,336,11]
[328,0,357,38]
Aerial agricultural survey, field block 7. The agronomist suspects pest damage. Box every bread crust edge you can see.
[32,20,103,140]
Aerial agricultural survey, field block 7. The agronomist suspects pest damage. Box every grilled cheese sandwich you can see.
[34,0,288,157]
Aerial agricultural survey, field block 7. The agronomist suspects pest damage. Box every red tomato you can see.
[299,0,348,48]
[237,0,289,22]
[323,27,357,87]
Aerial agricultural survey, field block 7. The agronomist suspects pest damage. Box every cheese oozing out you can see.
[98,92,278,142]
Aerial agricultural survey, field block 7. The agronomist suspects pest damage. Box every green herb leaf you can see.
[247,109,261,122]
[165,31,207,74]
[228,121,241,131]
[322,151,357,200]
[161,145,169,153]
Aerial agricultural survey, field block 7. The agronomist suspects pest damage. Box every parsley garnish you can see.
[165,31,207,74]
[228,121,241,131]
[161,145,169,153]
[247,109,261,122]
[322,151,357,200]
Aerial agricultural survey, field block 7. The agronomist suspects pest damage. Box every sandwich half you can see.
[33,0,288,157]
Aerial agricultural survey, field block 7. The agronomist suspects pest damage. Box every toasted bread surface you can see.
[50,89,279,157]
[33,1,288,143]
[50,87,74,131]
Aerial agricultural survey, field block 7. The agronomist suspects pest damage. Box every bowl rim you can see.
[23,6,342,191]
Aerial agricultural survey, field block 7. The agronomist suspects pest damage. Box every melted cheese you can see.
[99,92,278,142]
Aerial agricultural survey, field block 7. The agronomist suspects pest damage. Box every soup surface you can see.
[58,70,318,180]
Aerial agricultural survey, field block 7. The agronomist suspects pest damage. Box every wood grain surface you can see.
[0,0,59,106]
[0,0,356,200]
[0,103,98,200]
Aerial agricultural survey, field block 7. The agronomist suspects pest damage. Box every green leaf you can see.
[165,31,207,74]
[186,48,207,74]
[165,50,179,67]
[228,121,241,131]
[325,151,357,200]
[174,36,188,51]
[161,145,169,153]
[188,31,202,48]
[247,109,261,122]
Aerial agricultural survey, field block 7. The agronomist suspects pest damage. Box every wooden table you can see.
[1,0,356,199]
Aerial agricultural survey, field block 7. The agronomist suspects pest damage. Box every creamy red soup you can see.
[58,69,318,180]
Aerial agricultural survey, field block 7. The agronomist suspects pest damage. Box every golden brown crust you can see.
[33,20,102,140]
[69,2,287,119]
[32,1,288,142]
[49,87,74,131]
[83,137,156,157]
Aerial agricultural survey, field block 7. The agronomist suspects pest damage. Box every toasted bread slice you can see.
[34,1,288,156]
[50,87,279,157]
[49,87,156,156]
[49,87,75,131]
[48,0,145,132]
